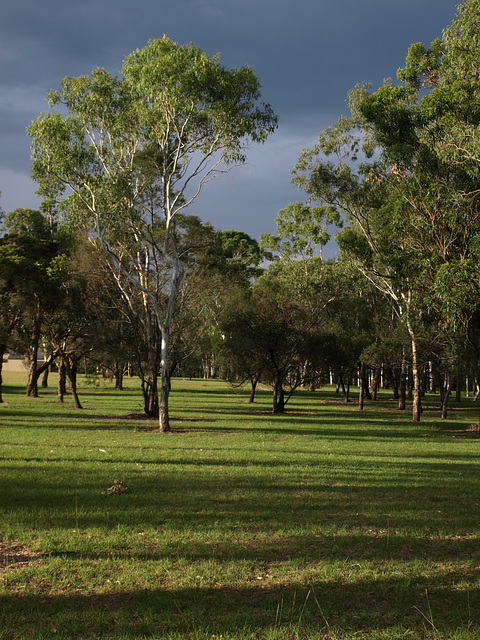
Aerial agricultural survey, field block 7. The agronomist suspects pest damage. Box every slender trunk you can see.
[28,358,56,398]
[27,321,56,397]
[26,330,40,397]
[0,344,5,403]
[455,370,461,403]
[272,377,285,414]
[398,345,407,411]
[159,379,170,431]
[429,361,436,393]
[156,230,184,433]
[363,368,372,400]
[26,330,57,397]
[141,378,149,414]
[249,374,260,403]
[345,376,351,403]
[41,367,49,388]
[58,359,66,403]
[346,365,356,403]
[421,369,429,396]
[438,372,446,406]
[159,330,171,433]
[273,379,280,414]
[441,374,453,419]
[389,366,399,400]
[115,361,124,391]
[407,321,421,422]
[169,362,178,390]
[143,346,159,417]
[148,374,159,416]
[26,359,39,397]
[65,359,82,409]
[337,373,348,402]
[371,367,381,401]
[358,362,365,411]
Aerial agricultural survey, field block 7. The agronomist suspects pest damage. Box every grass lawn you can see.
[1,372,480,639]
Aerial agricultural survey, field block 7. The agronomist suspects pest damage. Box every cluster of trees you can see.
[3,1,480,428]
[288,0,480,421]
[0,204,268,412]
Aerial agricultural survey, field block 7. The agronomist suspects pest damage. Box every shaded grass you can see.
[1,372,480,638]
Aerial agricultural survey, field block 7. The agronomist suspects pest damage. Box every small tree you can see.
[1,210,63,398]
[29,37,277,432]
[220,260,334,413]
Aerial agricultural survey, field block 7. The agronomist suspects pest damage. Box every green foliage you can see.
[2,208,52,239]
[353,0,480,327]
[397,39,444,89]
[260,202,340,265]
[434,259,480,325]
[29,37,278,229]
[219,260,339,411]
[0,232,59,300]
[355,81,419,165]
[122,38,278,161]
[201,229,266,285]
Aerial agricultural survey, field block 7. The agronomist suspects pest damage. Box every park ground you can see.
[1,372,480,639]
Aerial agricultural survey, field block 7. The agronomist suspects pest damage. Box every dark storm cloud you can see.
[0,0,459,238]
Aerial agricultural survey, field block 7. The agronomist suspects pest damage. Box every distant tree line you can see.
[1,202,479,422]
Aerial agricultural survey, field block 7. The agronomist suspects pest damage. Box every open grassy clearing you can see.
[1,372,480,639]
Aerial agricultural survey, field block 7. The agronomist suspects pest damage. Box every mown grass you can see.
[1,371,480,639]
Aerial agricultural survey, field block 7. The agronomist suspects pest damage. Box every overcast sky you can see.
[1,0,459,247]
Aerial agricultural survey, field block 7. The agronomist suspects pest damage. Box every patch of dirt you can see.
[124,413,157,421]
[0,541,41,574]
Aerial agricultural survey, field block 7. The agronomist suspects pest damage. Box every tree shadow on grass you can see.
[41,525,480,564]
[1,569,479,639]
[3,455,480,560]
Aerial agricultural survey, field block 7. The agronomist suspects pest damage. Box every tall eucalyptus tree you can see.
[28,37,277,431]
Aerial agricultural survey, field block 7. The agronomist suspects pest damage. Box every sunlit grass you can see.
[1,371,480,638]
